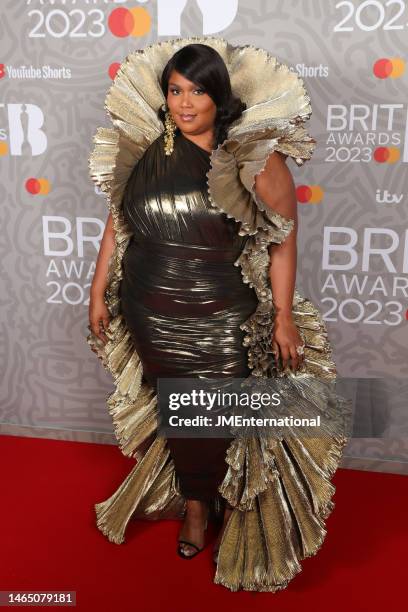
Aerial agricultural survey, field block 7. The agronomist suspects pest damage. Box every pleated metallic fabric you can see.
[86,36,351,593]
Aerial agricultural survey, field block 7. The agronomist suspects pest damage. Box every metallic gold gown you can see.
[87,37,350,593]
[119,129,257,500]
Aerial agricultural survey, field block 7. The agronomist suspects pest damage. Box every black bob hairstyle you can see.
[158,43,246,149]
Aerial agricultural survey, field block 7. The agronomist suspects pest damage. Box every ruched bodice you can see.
[119,129,257,385]
[122,130,247,251]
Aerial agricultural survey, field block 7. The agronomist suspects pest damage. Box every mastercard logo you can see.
[296,185,323,204]
[25,177,50,195]
[0,63,5,79]
[373,58,405,79]
[108,7,151,37]
[373,147,400,163]
[108,63,121,80]
[0,142,8,156]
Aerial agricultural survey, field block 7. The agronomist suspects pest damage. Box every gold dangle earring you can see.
[162,103,177,156]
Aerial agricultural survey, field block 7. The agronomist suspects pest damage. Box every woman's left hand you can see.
[271,312,305,372]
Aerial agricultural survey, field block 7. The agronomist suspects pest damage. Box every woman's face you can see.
[166,70,217,137]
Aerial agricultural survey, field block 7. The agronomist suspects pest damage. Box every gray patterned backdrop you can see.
[1,0,407,473]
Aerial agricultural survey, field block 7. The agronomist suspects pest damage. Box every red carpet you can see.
[0,434,405,611]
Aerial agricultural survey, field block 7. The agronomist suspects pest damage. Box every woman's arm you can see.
[254,151,304,371]
[88,211,116,343]
[90,211,115,299]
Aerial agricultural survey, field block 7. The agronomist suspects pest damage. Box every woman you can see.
[87,37,350,592]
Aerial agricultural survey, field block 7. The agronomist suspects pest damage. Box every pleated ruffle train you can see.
[86,36,351,593]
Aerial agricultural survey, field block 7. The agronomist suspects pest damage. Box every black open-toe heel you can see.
[177,515,208,560]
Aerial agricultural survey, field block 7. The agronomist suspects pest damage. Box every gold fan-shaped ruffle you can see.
[87,36,350,593]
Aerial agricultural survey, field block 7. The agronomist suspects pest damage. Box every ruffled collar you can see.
[89,35,316,238]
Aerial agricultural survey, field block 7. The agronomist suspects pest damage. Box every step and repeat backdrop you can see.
[1,0,407,471]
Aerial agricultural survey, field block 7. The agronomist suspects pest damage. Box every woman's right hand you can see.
[89,293,111,344]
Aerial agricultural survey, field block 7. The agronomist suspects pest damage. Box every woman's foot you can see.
[213,504,233,564]
[178,499,209,558]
